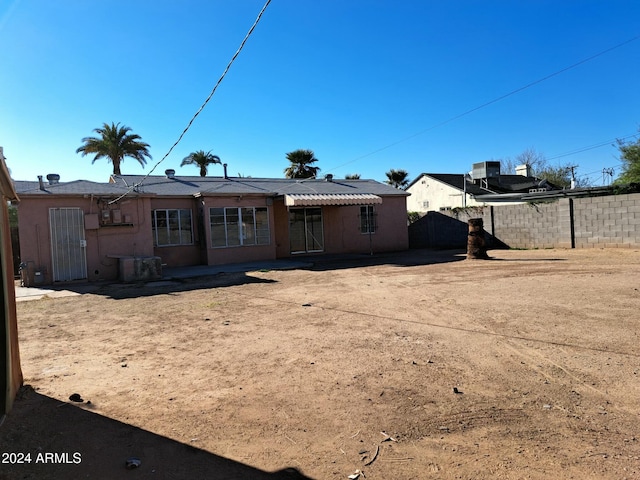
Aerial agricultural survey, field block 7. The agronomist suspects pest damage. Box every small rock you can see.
[302,303,312,307]
[125,457,141,469]
[453,387,462,394]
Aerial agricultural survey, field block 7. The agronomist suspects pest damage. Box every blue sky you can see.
[1,0,639,186]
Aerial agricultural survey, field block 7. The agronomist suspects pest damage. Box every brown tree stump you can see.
[467,218,489,259]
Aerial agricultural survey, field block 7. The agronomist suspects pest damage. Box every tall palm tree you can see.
[180,150,222,177]
[284,149,320,179]
[385,169,410,189]
[76,122,151,176]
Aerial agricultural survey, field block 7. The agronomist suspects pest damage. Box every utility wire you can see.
[110,0,272,204]
[546,133,638,161]
[325,34,640,174]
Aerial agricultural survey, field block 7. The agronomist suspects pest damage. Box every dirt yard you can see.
[2,248,640,480]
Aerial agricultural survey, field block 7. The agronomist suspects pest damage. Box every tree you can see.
[536,164,574,189]
[345,173,361,179]
[385,169,410,189]
[500,147,588,188]
[499,147,547,175]
[284,149,320,179]
[76,122,151,176]
[614,133,640,184]
[180,150,221,177]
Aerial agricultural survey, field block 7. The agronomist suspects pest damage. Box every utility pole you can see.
[569,165,577,189]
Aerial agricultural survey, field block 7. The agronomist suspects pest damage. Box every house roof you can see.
[408,172,555,195]
[110,175,409,198]
[13,175,408,200]
[13,179,134,196]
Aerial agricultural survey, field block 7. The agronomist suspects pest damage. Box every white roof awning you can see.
[284,193,382,206]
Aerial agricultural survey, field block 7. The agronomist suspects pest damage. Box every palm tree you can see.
[345,173,361,179]
[76,122,151,176]
[385,169,410,189]
[284,149,320,179]
[180,150,222,177]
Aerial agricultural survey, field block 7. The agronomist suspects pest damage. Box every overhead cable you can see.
[325,34,640,174]
[109,0,272,204]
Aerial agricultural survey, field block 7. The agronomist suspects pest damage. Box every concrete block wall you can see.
[408,192,640,249]
[490,201,561,249]
[572,193,640,248]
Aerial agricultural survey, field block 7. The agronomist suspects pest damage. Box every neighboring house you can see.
[406,161,558,213]
[13,171,409,285]
[0,147,22,416]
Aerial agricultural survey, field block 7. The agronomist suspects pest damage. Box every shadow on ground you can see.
[93,273,277,300]
[0,386,312,480]
[300,248,468,271]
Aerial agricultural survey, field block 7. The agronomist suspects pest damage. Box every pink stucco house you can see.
[13,171,409,284]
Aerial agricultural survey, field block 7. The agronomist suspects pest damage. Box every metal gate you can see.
[49,208,87,282]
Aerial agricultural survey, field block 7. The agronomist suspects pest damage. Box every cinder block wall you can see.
[572,193,640,248]
[409,192,640,249]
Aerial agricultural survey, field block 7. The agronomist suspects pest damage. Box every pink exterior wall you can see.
[17,195,154,284]
[149,197,203,267]
[273,195,409,258]
[17,192,408,282]
[200,195,278,265]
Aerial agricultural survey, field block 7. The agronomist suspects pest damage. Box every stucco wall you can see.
[273,196,408,258]
[409,192,640,249]
[201,195,278,265]
[406,176,478,213]
[150,197,202,267]
[17,195,154,283]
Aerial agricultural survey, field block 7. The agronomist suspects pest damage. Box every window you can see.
[210,207,270,248]
[152,209,193,246]
[360,205,377,234]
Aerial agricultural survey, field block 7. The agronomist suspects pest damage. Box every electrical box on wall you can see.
[101,210,111,224]
[111,209,122,224]
[85,213,99,230]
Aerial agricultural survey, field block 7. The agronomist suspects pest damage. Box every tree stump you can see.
[467,218,489,259]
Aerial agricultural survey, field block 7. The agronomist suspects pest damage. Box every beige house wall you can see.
[406,175,479,212]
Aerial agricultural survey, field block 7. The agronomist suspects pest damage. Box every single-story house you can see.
[13,171,409,285]
[406,161,559,213]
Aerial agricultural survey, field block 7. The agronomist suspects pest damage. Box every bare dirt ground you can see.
[2,248,640,480]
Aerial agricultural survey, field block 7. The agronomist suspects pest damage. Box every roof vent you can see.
[46,173,60,185]
[165,169,175,179]
[325,174,334,182]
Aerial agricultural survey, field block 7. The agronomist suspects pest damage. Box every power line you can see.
[546,133,638,161]
[325,34,640,174]
[109,0,272,204]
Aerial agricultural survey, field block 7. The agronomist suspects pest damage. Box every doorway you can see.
[289,208,324,254]
[49,208,87,282]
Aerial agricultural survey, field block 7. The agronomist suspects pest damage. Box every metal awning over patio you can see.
[284,193,382,206]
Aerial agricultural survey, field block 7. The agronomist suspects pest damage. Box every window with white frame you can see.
[359,205,377,234]
[152,209,193,246]
[210,207,270,248]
